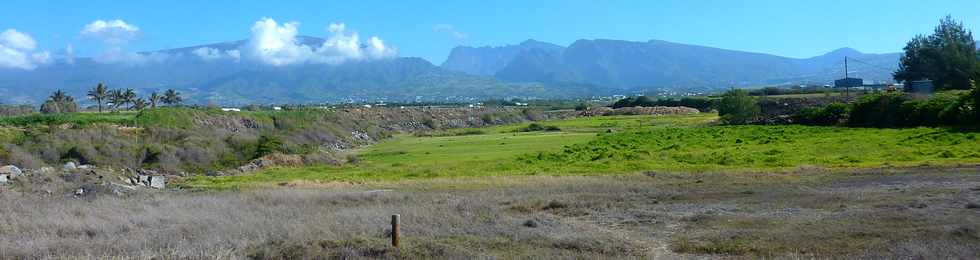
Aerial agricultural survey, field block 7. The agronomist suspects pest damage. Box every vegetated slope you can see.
[0,107,573,175]
[456,39,900,88]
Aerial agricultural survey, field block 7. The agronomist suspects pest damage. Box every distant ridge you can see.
[444,39,902,88]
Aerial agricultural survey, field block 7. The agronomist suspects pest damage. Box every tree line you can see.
[718,15,980,126]
[40,83,183,114]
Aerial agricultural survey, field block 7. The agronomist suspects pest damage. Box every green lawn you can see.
[180,113,980,189]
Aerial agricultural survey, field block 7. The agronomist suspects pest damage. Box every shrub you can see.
[611,97,714,112]
[794,103,849,126]
[848,93,909,127]
[901,93,962,126]
[255,134,284,159]
[517,123,561,132]
[717,89,760,124]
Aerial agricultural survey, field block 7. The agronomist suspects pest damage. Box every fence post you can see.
[391,214,400,248]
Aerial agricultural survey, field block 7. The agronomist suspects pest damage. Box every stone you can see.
[38,167,55,174]
[137,175,150,186]
[149,176,166,189]
[63,162,77,171]
[0,165,23,177]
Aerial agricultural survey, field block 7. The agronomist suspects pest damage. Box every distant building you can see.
[220,108,241,112]
[834,77,863,89]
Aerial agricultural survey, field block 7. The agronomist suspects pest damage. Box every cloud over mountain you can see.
[81,19,141,45]
[242,18,396,66]
[0,29,51,70]
[81,19,163,65]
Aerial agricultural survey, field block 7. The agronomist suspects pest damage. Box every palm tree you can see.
[148,92,161,109]
[87,83,108,112]
[163,89,182,106]
[122,88,137,110]
[41,90,79,114]
[50,90,70,103]
[108,89,125,111]
[131,98,147,111]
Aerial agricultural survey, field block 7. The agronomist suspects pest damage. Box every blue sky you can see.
[1,0,977,64]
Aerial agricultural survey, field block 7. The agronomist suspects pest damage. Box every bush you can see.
[611,96,714,112]
[900,93,962,126]
[40,100,79,114]
[518,123,561,132]
[255,134,284,159]
[848,93,909,127]
[794,103,849,126]
[717,89,760,124]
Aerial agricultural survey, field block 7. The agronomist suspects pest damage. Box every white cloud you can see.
[94,46,169,65]
[193,47,221,60]
[433,24,468,40]
[64,44,75,64]
[81,19,140,44]
[243,18,313,66]
[0,29,37,50]
[80,19,166,65]
[0,29,51,70]
[192,47,241,62]
[226,49,241,61]
[241,18,396,66]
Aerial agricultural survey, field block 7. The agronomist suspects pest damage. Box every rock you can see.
[77,164,92,170]
[38,167,55,174]
[63,162,77,171]
[149,176,166,189]
[137,175,150,186]
[110,182,138,196]
[0,165,23,177]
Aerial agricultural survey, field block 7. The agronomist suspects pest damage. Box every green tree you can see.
[162,89,182,106]
[87,83,108,113]
[131,97,147,111]
[894,16,978,90]
[121,88,137,110]
[108,89,125,111]
[40,90,79,114]
[717,89,760,124]
[148,92,161,109]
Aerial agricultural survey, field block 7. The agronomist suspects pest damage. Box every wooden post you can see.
[391,214,400,248]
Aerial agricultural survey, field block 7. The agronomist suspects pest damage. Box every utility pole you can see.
[844,57,850,98]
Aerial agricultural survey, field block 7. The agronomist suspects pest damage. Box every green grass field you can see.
[181,112,980,189]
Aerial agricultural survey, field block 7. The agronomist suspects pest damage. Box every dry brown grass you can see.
[1,167,979,259]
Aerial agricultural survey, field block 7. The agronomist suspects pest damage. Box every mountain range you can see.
[0,37,901,105]
[443,39,901,89]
